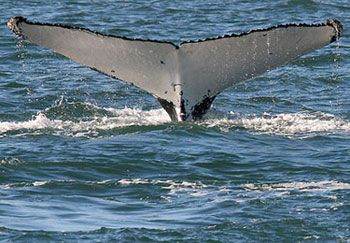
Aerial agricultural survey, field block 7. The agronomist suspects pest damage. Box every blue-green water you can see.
[1,0,350,242]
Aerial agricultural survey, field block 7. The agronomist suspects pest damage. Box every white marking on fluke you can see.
[7,17,343,121]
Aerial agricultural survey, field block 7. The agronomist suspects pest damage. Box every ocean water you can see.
[1,0,350,242]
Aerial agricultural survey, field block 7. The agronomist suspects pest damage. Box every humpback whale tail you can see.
[8,17,343,121]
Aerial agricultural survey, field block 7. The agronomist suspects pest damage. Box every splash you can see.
[201,111,350,138]
[0,102,349,138]
[0,105,171,138]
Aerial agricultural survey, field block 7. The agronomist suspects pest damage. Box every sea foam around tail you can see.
[0,103,349,138]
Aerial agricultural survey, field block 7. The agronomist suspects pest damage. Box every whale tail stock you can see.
[8,17,343,121]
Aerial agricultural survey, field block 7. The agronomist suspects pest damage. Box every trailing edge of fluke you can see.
[8,16,343,121]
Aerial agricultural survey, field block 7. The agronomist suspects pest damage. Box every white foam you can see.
[0,179,76,189]
[0,113,54,133]
[2,178,349,207]
[13,178,348,195]
[0,104,348,139]
[116,178,210,197]
[0,178,210,199]
[32,181,48,187]
[0,106,171,138]
[244,180,350,193]
[117,178,208,189]
[201,112,350,138]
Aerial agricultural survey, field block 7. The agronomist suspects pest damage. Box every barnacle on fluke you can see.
[8,16,343,121]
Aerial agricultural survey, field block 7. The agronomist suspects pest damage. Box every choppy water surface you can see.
[1,0,349,242]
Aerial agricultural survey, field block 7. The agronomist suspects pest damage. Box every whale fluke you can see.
[8,17,343,121]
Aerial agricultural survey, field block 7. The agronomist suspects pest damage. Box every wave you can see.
[0,103,349,138]
[2,178,349,199]
[244,180,350,193]
[1,178,348,235]
[0,178,210,199]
